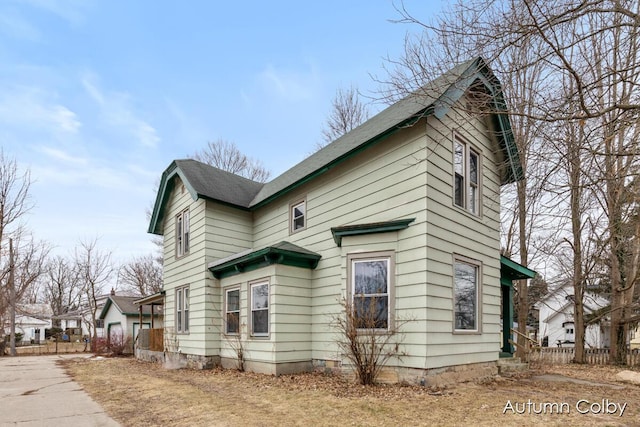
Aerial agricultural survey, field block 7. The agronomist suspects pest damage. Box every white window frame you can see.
[176,208,190,258]
[225,287,241,335]
[453,134,481,215]
[348,251,394,331]
[175,285,190,334]
[290,198,306,233]
[453,256,481,333]
[250,281,269,337]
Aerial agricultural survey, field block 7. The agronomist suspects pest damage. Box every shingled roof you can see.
[99,295,159,319]
[149,57,522,234]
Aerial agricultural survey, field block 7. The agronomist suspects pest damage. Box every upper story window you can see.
[453,256,481,332]
[349,252,394,331]
[290,199,306,233]
[453,135,481,215]
[176,209,190,257]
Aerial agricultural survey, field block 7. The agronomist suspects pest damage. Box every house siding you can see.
[425,109,502,368]
[154,88,512,381]
[252,122,429,370]
[162,178,214,358]
[218,264,312,374]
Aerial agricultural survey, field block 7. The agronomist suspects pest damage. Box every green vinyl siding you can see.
[159,98,508,374]
[424,108,502,369]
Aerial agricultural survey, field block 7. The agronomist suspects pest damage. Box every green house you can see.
[146,57,533,384]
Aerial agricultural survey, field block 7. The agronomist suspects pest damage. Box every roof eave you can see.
[250,111,429,210]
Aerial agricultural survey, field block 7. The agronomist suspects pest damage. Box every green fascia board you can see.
[98,298,112,320]
[148,161,254,235]
[209,244,322,279]
[500,255,536,285]
[433,59,522,185]
[249,115,427,210]
[148,162,200,235]
[331,218,416,247]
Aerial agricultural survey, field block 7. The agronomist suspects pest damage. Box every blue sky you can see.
[0,0,444,263]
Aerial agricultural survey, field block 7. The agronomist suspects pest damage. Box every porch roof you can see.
[500,255,536,287]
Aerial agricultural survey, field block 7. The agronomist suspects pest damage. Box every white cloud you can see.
[37,146,87,165]
[81,73,160,148]
[0,86,81,135]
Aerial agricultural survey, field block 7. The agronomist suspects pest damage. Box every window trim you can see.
[175,285,190,334]
[224,287,241,336]
[249,280,270,338]
[289,198,306,234]
[452,255,482,334]
[176,208,190,258]
[453,134,482,216]
[347,251,395,332]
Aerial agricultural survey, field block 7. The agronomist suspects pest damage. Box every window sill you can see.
[452,203,483,220]
[452,329,481,335]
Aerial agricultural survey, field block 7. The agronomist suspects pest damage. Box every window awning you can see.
[208,241,321,279]
[330,218,415,247]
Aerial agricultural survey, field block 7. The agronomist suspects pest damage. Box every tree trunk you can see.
[516,178,529,359]
[9,238,16,356]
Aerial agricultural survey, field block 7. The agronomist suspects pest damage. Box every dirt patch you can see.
[61,358,640,426]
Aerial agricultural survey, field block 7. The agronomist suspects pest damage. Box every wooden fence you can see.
[137,328,164,352]
[4,341,88,356]
[531,347,640,366]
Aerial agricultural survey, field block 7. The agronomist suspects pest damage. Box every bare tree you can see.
[44,255,82,327]
[0,152,34,348]
[0,235,49,354]
[119,254,162,297]
[74,238,113,349]
[316,85,370,151]
[192,139,271,183]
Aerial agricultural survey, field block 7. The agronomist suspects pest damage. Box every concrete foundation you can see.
[138,351,498,386]
[313,358,498,386]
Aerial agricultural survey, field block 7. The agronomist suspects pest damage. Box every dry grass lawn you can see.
[62,357,640,426]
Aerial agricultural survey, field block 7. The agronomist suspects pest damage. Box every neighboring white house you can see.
[3,304,52,345]
[99,293,164,352]
[146,57,534,384]
[536,282,610,348]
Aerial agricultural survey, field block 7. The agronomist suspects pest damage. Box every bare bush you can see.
[333,297,409,385]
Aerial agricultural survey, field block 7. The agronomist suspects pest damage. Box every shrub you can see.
[333,297,409,385]
[94,331,132,356]
[45,327,63,339]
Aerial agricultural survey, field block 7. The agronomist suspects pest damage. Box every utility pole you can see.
[9,238,16,356]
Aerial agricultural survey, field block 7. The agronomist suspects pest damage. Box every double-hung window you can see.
[453,136,481,215]
[176,286,190,333]
[453,257,480,332]
[176,209,190,257]
[290,199,306,233]
[250,281,269,336]
[225,288,240,335]
[350,253,393,330]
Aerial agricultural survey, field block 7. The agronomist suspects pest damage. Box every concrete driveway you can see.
[0,354,121,427]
